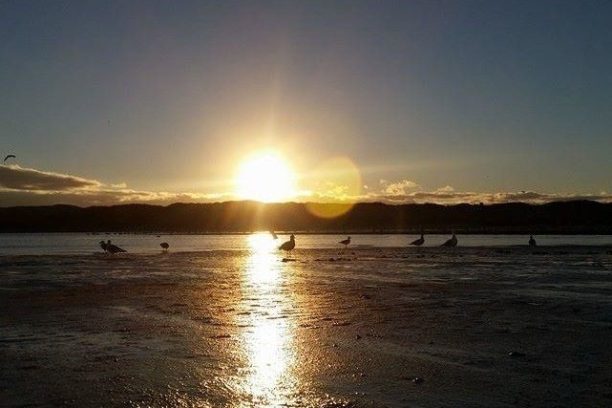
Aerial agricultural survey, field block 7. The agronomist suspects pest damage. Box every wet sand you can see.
[1,246,612,407]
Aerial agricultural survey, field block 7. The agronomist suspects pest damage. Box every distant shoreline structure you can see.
[0,200,611,234]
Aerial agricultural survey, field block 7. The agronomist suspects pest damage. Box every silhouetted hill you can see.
[0,201,611,233]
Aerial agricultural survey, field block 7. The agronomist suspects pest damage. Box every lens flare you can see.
[306,156,362,218]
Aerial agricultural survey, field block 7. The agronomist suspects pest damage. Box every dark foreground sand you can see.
[1,246,611,407]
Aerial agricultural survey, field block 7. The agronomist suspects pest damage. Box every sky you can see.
[1,0,611,206]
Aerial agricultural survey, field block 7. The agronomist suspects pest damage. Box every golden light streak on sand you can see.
[239,232,296,407]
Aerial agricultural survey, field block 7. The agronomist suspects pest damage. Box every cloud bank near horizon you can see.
[1,165,610,207]
[0,165,226,207]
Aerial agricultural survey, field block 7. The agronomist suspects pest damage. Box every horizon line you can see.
[1,198,610,210]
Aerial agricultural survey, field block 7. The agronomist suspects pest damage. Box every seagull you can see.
[106,240,127,254]
[339,236,351,247]
[441,233,458,247]
[99,240,108,253]
[3,154,16,163]
[279,234,296,251]
[410,234,425,246]
[160,242,170,251]
[529,235,537,247]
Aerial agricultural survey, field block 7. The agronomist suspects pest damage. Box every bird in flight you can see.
[3,154,16,163]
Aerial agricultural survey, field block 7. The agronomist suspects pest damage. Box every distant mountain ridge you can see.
[0,200,611,234]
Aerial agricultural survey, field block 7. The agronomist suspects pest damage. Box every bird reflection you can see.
[237,232,296,407]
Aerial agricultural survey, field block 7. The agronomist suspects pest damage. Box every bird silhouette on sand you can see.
[441,233,458,247]
[529,235,537,247]
[339,236,351,248]
[104,240,127,254]
[279,234,296,251]
[410,234,425,246]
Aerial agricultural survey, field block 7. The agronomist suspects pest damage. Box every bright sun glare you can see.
[236,151,296,202]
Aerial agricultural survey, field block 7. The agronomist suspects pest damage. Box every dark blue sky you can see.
[1,0,611,205]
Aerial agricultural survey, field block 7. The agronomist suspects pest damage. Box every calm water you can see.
[0,233,611,255]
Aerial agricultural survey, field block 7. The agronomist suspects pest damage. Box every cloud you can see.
[380,179,420,196]
[0,188,229,207]
[308,179,612,205]
[365,179,612,204]
[1,166,610,207]
[0,165,101,191]
[435,185,455,193]
[0,164,228,207]
[374,189,612,204]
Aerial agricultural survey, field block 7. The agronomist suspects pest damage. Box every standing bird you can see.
[441,233,458,247]
[410,234,425,246]
[279,234,296,251]
[160,242,170,251]
[528,235,537,247]
[99,240,108,253]
[339,236,351,248]
[3,154,16,164]
[106,240,127,254]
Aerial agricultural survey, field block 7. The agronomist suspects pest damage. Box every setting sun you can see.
[235,151,297,202]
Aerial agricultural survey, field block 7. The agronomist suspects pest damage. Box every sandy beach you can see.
[1,244,612,407]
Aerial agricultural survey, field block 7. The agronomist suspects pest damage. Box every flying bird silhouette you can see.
[279,234,296,251]
[410,234,425,246]
[3,154,16,163]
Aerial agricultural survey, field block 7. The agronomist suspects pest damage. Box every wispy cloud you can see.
[0,188,228,207]
[0,165,101,191]
[0,165,227,207]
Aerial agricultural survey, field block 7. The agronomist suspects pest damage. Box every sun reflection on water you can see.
[246,233,281,286]
[238,232,296,407]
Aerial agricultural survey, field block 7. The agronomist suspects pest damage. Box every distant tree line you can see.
[0,200,610,233]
